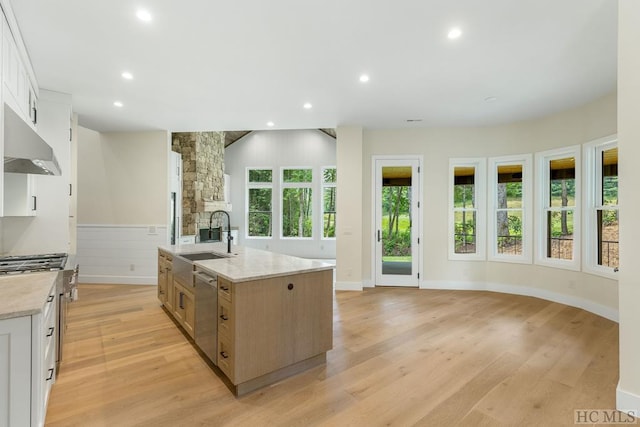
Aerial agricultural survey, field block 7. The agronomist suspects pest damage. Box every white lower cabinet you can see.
[0,283,56,427]
[0,316,31,427]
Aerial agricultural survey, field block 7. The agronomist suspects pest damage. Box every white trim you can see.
[617,384,640,416]
[362,278,375,288]
[487,154,533,264]
[448,158,487,261]
[583,135,619,280]
[335,281,363,291]
[79,275,156,285]
[420,279,618,322]
[535,145,581,271]
[77,224,167,229]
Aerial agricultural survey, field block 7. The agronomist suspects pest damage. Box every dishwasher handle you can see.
[194,271,217,285]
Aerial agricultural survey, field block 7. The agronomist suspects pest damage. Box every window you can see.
[246,168,273,238]
[536,146,580,270]
[584,136,618,277]
[449,158,486,260]
[281,168,313,238]
[322,167,337,239]
[488,155,532,263]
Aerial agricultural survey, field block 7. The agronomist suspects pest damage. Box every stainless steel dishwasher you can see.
[194,268,218,365]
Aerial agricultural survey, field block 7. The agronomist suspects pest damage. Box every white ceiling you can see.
[10,0,617,133]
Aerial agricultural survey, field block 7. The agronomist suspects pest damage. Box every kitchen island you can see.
[157,243,334,396]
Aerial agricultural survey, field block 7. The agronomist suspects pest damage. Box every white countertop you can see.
[0,271,58,320]
[158,243,334,282]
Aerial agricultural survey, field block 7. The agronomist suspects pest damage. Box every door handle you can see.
[377,230,381,242]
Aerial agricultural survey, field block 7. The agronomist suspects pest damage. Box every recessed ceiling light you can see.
[447,27,462,40]
[136,9,152,22]
[267,121,274,127]
[484,96,498,102]
[303,103,312,109]
[121,71,133,80]
[359,74,370,83]
[113,101,123,108]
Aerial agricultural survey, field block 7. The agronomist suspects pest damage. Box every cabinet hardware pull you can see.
[32,196,37,211]
[288,283,294,290]
[179,292,184,309]
[220,286,229,292]
[46,369,54,381]
[220,351,229,359]
[47,295,54,303]
[220,314,228,321]
[46,327,55,337]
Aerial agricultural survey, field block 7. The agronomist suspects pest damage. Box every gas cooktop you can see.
[0,253,68,274]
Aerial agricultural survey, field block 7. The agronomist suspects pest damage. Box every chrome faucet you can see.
[209,210,232,253]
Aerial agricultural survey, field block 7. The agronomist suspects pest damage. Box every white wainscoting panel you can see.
[77,224,166,285]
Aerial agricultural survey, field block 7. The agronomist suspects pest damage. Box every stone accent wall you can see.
[172,132,225,236]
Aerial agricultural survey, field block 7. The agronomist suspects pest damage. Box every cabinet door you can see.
[289,270,334,362]
[165,265,174,312]
[157,260,167,304]
[3,173,37,216]
[0,316,31,427]
[173,282,194,338]
[233,277,291,384]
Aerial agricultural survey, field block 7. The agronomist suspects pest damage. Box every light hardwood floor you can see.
[46,284,620,426]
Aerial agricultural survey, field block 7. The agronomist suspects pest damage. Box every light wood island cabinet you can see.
[216,270,333,395]
[157,243,334,396]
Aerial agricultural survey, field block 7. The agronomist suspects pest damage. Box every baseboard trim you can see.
[80,275,156,285]
[335,281,363,291]
[421,280,619,322]
[617,383,640,416]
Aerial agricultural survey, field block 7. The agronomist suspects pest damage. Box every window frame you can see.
[583,135,618,279]
[245,167,274,240]
[487,154,533,264]
[448,158,486,261]
[535,145,581,271]
[280,166,314,240]
[321,166,337,240]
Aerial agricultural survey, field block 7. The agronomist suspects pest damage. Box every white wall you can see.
[1,90,73,255]
[76,127,170,284]
[617,0,640,413]
[77,129,169,225]
[338,92,619,318]
[225,129,336,259]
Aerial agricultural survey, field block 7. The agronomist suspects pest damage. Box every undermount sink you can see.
[179,252,227,262]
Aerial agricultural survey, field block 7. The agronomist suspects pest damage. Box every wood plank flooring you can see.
[45,284,621,426]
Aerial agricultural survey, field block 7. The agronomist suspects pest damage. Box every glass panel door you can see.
[375,158,420,287]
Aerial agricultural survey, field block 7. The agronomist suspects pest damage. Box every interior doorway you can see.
[374,157,422,287]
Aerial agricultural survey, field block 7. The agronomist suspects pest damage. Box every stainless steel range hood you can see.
[3,103,61,176]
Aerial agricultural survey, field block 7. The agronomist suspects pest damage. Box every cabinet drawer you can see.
[218,277,232,302]
[217,335,234,381]
[217,298,232,339]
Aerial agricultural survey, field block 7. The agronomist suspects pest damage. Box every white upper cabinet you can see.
[2,13,36,128]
